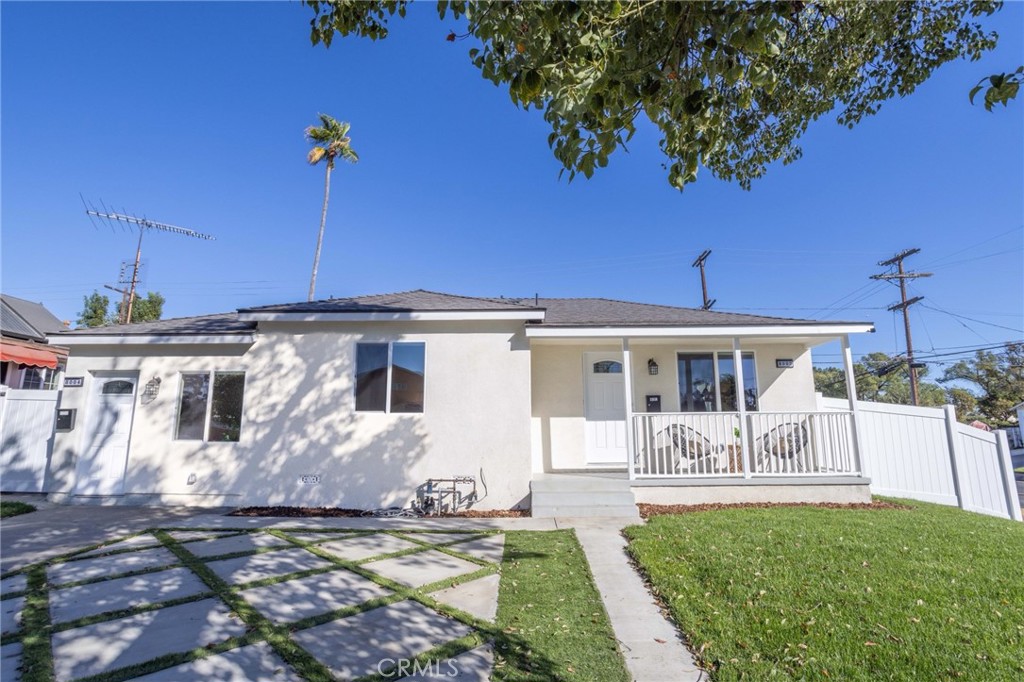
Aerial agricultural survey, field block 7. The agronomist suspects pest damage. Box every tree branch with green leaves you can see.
[302,1,1007,190]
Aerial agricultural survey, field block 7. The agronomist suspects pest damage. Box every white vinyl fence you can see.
[818,396,1022,521]
[0,387,59,493]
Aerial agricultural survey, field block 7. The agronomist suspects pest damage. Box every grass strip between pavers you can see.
[625,498,1024,681]
[15,565,54,682]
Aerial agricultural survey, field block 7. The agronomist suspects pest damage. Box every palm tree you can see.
[305,114,358,301]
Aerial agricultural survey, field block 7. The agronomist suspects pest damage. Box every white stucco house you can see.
[46,290,875,516]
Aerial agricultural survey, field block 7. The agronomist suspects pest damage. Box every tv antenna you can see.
[82,197,215,324]
[691,249,715,310]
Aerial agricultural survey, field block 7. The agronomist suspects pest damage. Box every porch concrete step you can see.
[530,474,640,519]
[531,490,637,507]
[531,503,641,520]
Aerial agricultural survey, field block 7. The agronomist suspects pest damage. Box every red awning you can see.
[0,344,59,369]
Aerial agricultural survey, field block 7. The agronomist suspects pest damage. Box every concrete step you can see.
[530,474,631,494]
[530,474,640,519]
[531,490,637,507]
[531,503,641,519]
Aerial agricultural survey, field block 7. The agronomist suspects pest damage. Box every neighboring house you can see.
[47,290,874,515]
[1,294,68,388]
[1,294,69,493]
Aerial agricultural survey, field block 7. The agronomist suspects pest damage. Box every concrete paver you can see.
[240,568,391,625]
[167,530,240,542]
[401,532,482,546]
[185,532,290,558]
[292,599,473,680]
[47,547,179,586]
[317,533,420,561]
[364,549,481,588]
[127,642,300,682]
[1,642,21,682]
[77,534,162,557]
[1,596,24,636]
[206,547,332,585]
[51,598,247,682]
[430,574,500,622]
[399,644,493,681]
[279,531,354,544]
[49,566,208,624]
[0,574,27,596]
[448,534,505,564]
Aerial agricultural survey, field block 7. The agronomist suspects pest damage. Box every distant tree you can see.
[115,292,165,324]
[305,113,359,302]
[303,1,1005,190]
[940,342,1024,425]
[813,352,946,407]
[78,290,165,327]
[946,386,981,423]
[77,291,112,328]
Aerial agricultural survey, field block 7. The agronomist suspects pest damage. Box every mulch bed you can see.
[638,500,910,518]
[228,506,529,518]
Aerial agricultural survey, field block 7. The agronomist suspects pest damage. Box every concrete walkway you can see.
[569,519,705,682]
[1,505,705,681]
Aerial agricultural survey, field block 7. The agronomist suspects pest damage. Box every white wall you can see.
[49,320,533,510]
[531,340,818,471]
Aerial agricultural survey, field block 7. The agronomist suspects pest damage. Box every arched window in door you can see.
[102,380,135,395]
[592,360,623,374]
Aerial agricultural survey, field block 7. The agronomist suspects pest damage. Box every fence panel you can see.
[816,393,1021,520]
[0,388,59,493]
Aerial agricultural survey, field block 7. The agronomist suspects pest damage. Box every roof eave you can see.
[524,323,875,338]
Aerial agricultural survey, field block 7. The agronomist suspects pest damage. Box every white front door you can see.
[584,353,627,465]
[75,374,138,495]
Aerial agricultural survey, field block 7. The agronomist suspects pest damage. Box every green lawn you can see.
[494,530,629,682]
[0,500,36,518]
[625,500,1024,681]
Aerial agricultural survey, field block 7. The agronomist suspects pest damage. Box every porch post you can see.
[841,334,866,477]
[622,338,636,480]
[733,338,752,478]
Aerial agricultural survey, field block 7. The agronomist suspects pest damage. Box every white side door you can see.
[75,375,138,495]
[583,353,627,465]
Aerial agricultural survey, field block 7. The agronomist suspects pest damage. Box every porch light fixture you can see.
[648,358,659,375]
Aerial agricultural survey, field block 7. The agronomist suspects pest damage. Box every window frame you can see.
[354,341,426,414]
[174,370,246,442]
[673,349,759,413]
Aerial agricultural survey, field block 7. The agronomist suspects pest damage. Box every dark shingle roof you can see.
[240,289,542,314]
[534,297,857,327]
[54,313,255,337]
[53,290,870,338]
[1,295,66,341]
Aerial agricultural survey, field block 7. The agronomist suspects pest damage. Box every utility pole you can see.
[83,204,215,324]
[870,248,932,406]
[691,249,715,310]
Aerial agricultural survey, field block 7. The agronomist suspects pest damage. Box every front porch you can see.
[528,325,872,514]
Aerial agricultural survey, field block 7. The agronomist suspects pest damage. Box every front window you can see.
[677,352,758,412]
[355,342,425,413]
[175,371,245,442]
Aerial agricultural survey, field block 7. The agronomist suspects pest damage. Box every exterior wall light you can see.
[648,359,659,375]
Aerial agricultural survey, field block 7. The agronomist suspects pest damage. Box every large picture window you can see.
[677,352,758,413]
[355,342,425,413]
[175,371,246,441]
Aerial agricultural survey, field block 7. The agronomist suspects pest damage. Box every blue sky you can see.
[2,1,1021,372]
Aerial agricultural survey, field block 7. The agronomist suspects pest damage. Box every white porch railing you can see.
[631,411,859,479]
